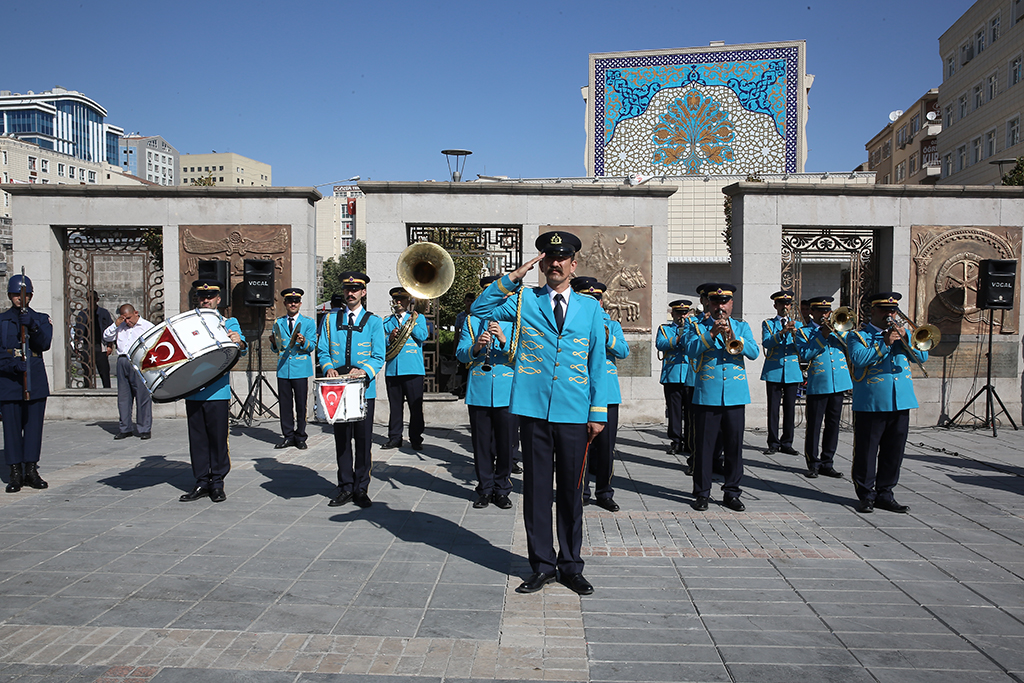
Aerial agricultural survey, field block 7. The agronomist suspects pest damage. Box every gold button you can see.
[555,362,560,367]
[553,376,558,380]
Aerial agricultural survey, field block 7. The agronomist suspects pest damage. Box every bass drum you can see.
[128,309,241,403]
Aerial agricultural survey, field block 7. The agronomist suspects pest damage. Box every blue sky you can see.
[6,0,974,186]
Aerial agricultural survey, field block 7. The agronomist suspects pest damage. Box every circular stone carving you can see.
[935,251,983,315]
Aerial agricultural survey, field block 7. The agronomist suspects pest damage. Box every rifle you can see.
[19,266,30,400]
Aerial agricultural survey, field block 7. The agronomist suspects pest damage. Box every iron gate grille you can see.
[781,227,877,321]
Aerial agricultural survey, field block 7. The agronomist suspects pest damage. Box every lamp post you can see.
[442,149,472,182]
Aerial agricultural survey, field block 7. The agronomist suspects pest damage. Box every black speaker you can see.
[197,259,230,308]
[243,259,275,307]
[977,259,1017,310]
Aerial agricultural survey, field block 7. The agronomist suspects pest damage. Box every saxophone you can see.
[385,307,419,362]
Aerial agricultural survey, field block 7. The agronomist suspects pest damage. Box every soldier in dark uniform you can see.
[1,275,53,493]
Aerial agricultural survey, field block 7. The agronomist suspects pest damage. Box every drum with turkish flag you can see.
[313,376,367,423]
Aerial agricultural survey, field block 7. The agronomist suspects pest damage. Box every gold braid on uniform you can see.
[508,287,525,366]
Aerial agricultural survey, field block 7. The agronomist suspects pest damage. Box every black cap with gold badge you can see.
[536,231,582,258]
[338,271,369,289]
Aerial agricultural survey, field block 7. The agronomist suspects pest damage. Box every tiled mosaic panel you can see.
[594,46,799,176]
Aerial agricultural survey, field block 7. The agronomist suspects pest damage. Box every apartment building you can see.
[179,152,271,186]
[315,186,364,260]
[937,0,1024,184]
[865,90,942,185]
[120,135,179,186]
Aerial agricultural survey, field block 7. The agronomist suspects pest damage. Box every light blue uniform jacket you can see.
[683,315,760,406]
[316,309,385,400]
[470,275,607,424]
[760,317,804,383]
[187,315,246,401]
[455,315,514,408]
[602,313,629,405]
[656,322,690,385]
[796,322,853,395]
[382,312,428,376]
[848,324,926,412]
[272,313,316,379]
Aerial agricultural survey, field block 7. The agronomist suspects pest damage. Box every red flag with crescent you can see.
[140,328,188,369]
[319,382,346,421]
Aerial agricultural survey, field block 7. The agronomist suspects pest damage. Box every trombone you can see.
[887,308,941,377]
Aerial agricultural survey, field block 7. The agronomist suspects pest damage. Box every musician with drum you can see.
[760,289,803,456]
[382,287,428,451]
[847,292,927,514]
[684,283,759,512]
[179,279,247,503]
[1,274,52,493]
[795,296,851,479]
[318,271,385,509]
[271,288,316,450]
[457,275,515,511]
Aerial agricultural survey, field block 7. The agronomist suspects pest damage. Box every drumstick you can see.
[577,441,590,490]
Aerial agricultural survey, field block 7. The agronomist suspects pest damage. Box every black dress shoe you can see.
[382,439,402,450]
[114,432,131,440]
[516,571,556,594]
[780,446,800,456]
[875,499,910,513]
[353,491,372,508]
[179,486,210,502]
[818,467,843,478]
[723,496,746,512]
[595,498,620,512]
[209,489,226,503]
[857,499,874,513]
[691,496,709,512]
[328,490,353,507]
[274,438,295,449]
[763,447,778,455]
[805,469,819,478]
[6,464,23,493]
[561,572,594,596]
[511,462,523,474]
[295,441,308,450]
[473,493,490,509]
[491,493,513,509]
[139,432,151,440]
[410,440,423,451]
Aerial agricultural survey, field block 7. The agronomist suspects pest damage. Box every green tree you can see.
[320,240,367,303]
[1001,157,1024,185]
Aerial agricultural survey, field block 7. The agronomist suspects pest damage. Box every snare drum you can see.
[314,376,367,423]
[129,309,241,402]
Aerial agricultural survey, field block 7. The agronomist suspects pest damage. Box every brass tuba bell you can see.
[831,306,857,332]
[396,242,455,300]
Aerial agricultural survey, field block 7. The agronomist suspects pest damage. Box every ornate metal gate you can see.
[406,224,521,393]
[64,228,164,389]
[781,227,878,319]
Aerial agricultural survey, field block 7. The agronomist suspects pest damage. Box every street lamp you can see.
[442,149,471,182]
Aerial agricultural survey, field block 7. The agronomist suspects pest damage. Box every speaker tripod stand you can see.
[945,313,1018,437]
[238,319,278,427]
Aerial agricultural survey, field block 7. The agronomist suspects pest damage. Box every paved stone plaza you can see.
[0,413,1021,683]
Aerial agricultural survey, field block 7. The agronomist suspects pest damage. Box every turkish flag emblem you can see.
[140,328,188,369]
[320,383,346,421]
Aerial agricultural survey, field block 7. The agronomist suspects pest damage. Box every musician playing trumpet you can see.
[846,292,927,514]
[683,283,759,512]
[795,296,851,479]
[760,290,803,457]
[382,287,428,451]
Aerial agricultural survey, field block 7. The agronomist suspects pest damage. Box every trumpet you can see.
[886,308,940,377]
[715,310,744,356]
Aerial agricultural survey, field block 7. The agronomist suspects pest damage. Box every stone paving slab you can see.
[0,417,1020,682]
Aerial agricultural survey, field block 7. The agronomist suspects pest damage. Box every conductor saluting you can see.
[471,231,607,596]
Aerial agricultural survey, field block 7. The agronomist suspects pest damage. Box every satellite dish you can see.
[888,110,903,123]
[926,111,938,121]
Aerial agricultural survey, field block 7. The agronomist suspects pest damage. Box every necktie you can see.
[288,317,294,334]
[344,313,355,369]
[554,294,564,332]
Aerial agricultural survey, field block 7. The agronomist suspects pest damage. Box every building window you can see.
[987,129,997,157]
[909,153,918,176]
[989,72,998,100]
[897,125,907,147]
[219,177,224,182]
[1,151,6,165]
[961,42,973,65]
[1016,0,1024,24]
[88,171,96,183]
[957,145,967,171]
[1013,56,1022,86]
[40,159,49,173]
[1009,116,1021,147]
[882,140,891,159]
[947,55,956,78]
[895,161,906,182]
[959,94,968,119]
[973,137,983,164]
[975,84,984,109]
[219,166,224,171]
[883,173,891,184]
[977,29,986,54]
[911,114,920,135]
[945,104,954,127]
[68,166,75,178]
[28,156,36,171]
[992,14,1001,42]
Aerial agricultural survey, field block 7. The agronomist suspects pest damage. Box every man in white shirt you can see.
[103,304,155,439]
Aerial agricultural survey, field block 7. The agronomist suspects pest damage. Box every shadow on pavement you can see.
[97,455,193,492]
[253,457,337,500]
